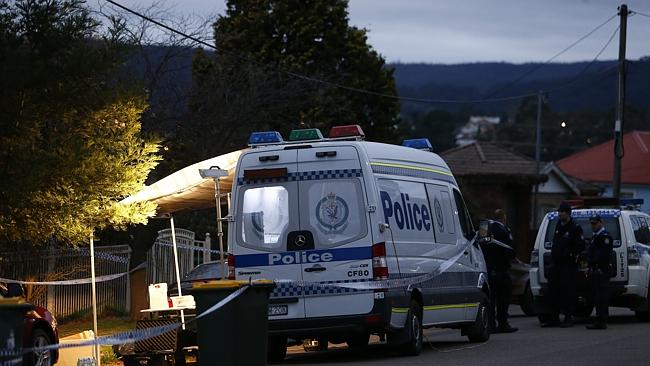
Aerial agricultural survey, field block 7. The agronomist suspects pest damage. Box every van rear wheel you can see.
[346,333,370,351]
[267,336,287,363]
[635,292,650,322]
[397,300,423,356]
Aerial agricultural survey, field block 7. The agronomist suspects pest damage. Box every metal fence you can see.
[0,245,131,319]
[146,228,213,287]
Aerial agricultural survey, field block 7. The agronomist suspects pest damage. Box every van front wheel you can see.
[465,294,490,343]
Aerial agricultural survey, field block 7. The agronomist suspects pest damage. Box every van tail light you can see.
[530,250,539,268]
[227,254,236,280]
[627,246,640,265]
[372,242,389,281]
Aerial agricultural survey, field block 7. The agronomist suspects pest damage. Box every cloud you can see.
[100,0,650,63]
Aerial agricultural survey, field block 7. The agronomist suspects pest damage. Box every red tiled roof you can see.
[556,131,650,185]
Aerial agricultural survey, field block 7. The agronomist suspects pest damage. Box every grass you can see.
[58,316,136,338]
[59,316,136,366]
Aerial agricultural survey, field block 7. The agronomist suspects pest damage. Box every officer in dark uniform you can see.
[544,202,585,327]
[586,215,613,329]
[481,209,518,333]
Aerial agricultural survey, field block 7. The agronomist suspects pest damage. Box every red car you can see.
[0,283,59,366]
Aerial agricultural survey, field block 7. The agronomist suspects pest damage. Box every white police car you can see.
[226,125,490,361]
[529,200,650,323]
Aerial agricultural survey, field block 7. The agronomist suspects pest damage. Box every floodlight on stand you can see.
[199,168,228,179]
[199,166,228,278]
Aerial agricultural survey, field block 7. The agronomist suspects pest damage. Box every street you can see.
[282,307,649,366]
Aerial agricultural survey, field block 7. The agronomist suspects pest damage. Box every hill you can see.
[391,60,650,116]
[123,46,650,125]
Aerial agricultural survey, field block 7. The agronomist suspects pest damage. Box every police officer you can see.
[586,215,613,329]
[481,209,518,333]
[544,202,585,327]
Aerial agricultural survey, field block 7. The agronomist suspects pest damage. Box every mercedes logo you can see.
[294,235,307,247]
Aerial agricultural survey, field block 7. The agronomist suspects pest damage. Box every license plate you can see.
[268,304,288,316]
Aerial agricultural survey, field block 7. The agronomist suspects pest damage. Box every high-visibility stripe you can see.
[391,302,479,314]
[424,303,479,311]
[370,162,453,177]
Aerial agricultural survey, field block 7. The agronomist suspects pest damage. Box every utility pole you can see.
[533,90,543,229]
[613,4,629,199]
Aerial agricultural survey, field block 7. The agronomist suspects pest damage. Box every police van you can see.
[529,200,650,323]
[226,125,490,360]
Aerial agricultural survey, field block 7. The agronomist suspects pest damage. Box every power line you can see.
[105,0,544,103]
[103,0,622,105]
[480,14,618,99]
[631,10,650,18]
[543,26,619,95]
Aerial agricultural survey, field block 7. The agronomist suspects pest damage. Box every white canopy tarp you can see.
[114,149,245,337]
[120,149,244,214]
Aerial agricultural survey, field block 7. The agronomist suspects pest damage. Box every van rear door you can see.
[296,146,375,318]
[234,149,306,320]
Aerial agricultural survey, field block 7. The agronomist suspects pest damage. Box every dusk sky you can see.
[100,0,650,64]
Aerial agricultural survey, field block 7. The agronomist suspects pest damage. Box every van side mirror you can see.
[7,283,25,298]
[476,219,493,245]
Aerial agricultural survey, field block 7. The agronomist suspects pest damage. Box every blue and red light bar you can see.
[329,124,365,139]
[402,138,433,151]
[248,131,283,146]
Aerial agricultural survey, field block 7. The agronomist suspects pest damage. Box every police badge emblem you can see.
[316,192,349,232]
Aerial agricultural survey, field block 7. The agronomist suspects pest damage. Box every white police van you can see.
[227,125,489,361]
[529,200,650,323]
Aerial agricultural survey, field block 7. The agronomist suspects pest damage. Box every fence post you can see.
[46,251,55,312]
[204,233,211,264]
[125,248,132,313]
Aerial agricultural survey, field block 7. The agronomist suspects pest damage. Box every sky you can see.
[98,0,650,64]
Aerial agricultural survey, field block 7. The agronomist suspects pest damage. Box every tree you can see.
[176,0,400,164]
[0,0,161,246]
[405,110,458,153]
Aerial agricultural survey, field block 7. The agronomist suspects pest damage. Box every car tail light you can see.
[227,253,236,280]
[628,246,640,265]
[372,242,388,281]
[530,250,539,267]
[167,298,173,308]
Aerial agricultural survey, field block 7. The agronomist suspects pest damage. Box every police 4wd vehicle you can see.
[530,199,650,323]
[226,125,490,361]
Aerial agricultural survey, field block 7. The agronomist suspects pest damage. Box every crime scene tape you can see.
[0,286,249,359]
[0,263,145,286]
[0,238,479,360]
[482,238,514,251]
[156,240,223,254]
[275,238,473,291]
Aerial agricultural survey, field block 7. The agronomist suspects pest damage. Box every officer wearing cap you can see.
[482,209,518,333]
[544,202,585,327]
[586,215,613,329]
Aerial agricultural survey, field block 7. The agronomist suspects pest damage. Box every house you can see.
[553,131,650,213]
[441,142,546,261]
[534,162,602,227]
[455,116,501,146]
